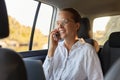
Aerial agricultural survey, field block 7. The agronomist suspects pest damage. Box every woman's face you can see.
[56,11,80,39]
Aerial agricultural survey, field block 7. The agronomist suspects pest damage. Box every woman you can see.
[43,8,103,80]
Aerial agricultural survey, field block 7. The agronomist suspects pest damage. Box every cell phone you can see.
[53,32,60,40]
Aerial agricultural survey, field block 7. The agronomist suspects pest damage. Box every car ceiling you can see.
[39,0,120,18]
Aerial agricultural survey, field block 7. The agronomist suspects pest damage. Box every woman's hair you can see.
[60,8,81,23]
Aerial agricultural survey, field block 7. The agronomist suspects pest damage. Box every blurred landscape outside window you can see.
[0,0,53,52]
[93,15,120,45]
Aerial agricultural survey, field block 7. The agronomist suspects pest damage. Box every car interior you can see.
[1,0,120,80]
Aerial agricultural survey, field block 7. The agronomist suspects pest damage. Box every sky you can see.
[5,0,53,35]
[5,0,37,26]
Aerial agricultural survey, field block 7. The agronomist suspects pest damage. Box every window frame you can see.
[29,1,57,50]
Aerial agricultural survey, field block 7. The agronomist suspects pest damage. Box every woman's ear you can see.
[76,23,80,31]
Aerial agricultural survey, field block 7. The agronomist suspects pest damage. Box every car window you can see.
[32,3,53,50]
[93,15,120,45]
[0,0,53,52]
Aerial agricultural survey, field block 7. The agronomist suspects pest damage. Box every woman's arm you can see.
[86,46,103,80]
[43,55,54,80]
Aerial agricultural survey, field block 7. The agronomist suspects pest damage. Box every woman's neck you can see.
[64,37,79,52]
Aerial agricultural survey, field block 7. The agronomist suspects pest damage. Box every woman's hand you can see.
[48,29,60,58]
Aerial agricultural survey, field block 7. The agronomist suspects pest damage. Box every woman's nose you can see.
[57,23,64,28]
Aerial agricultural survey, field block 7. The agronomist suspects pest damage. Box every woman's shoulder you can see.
[79,39,96,51]
[78,39,95,50]
[79,38,99,53]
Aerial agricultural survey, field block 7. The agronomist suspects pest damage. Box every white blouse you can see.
[43,40,103,80]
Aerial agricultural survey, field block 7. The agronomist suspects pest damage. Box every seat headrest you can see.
[0,0,9,39]
[109,32,120,48]
[78,17,90,39]
[0,48,27,80]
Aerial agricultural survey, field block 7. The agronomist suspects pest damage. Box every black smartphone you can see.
[53,32,60,40]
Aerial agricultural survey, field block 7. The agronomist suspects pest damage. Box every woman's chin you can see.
[60,35,65,39]
[60,33,67,39]
[60,37,64,39]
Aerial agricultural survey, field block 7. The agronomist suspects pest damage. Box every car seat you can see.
[98,32,120,76]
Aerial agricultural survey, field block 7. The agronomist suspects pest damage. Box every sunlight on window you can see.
[5,0,37,26]
[36,3,53,36]
[93,17,110,32]
[93,16,111,45]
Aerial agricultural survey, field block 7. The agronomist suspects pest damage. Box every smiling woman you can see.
[43,8,104,80]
